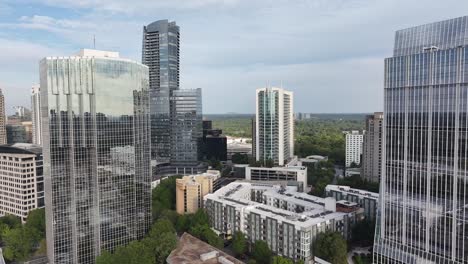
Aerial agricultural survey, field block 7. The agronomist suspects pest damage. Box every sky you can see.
[1,0,468,115]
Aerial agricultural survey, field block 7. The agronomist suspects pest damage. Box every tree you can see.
[252,240,272,264]
[96,250,116,264]
[3,227,39,261]
[313,231,347,264]
[25,208,46,237]
[113,241,153,264]
[192,209,210,227]
[232,153,249,164]
[0,214,21,229]
[272,256,293,264]
[175,214,192,233]
[232,231,247,257]
[149,219,176,239]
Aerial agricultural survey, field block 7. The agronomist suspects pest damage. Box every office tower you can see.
[361,112,383,182]
[0,143,44,222]
[175,170,220,214]
[344,130,364,167]
[6,124,27,144]
[373,16,468,263]
[170,88,202,167]
[40,49,151,264]
[0,90,6,145]
[142,19,180,163]
[31,85,42,145]
[202,120,227,162]
[255,87,294,166]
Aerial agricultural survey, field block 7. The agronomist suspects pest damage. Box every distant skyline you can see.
[1,0,468,114]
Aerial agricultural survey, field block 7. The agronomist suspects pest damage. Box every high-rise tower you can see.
[31,85,42,145]
[374,16,468,263]
[40,49,151,264]
[255,87,294,166]
[142,20,180,163]
[361,112,383,183]
[0,89,6,145]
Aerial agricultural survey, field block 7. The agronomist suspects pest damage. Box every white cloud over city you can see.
[1,0,468,114]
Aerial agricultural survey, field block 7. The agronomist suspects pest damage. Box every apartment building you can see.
[204,182,360,262]
[176,170,220,214]
[325,185,378,221]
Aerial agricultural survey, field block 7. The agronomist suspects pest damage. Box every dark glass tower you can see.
[142,20,180,163]
[374,16,468,263]
[41,50,151,264]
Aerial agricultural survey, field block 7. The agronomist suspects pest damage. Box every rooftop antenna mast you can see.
[93,35,96,49]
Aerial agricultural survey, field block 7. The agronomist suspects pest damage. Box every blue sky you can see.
[1,0,468,114]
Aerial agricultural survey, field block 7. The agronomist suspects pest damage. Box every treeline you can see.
[307,160,335,197]
[0,209,46,262]
[295,119,365,165]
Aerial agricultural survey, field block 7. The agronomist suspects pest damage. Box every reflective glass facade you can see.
[170,89,202,165]
[374,16,468,263]
[40,53,151,264]
[142,20,180,163]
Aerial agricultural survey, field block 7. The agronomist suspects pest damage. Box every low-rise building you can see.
[325,185,379,220]
[0,143,44,222]
[176,170,221,214]
[204,182,360,262]
[297,155,328,167]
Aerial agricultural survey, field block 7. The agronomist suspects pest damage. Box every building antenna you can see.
[280,80,283,89]
[93,35,96,49]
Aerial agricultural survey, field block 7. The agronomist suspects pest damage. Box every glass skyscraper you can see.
[40,49,151,264]
[255,87,294,166]
[171,88,203,166]
[142,19,180,163]
[374,16,468,263]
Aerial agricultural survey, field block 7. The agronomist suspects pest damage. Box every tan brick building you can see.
[176,170,220,214]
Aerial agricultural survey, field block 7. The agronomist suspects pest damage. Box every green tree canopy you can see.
[232,231,247,257]
[272,256,294,264]
[313,231,347,264]
[252,240,272,264]
[3,227,39,261]
[25,208,46,237]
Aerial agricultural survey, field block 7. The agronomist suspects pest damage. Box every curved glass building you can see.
[40,49,151,264]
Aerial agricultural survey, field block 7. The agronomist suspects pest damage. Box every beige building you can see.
[0,143,44,222]
[361,112,383,183]
[176,170,220,214]
[0,89,6,145]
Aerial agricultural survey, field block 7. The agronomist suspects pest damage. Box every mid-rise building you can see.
[142,19,180,164]
[325,185,378,221]
[344,130,364,167]
[31,85,42,145]
[40,49,151,264]
[0,89,6,145]
[204,182,360,262]
[374,16,468,263]
[0,143,44,222]
[176,170,220,214]
[361,112,383,183]
[255,87,294,166]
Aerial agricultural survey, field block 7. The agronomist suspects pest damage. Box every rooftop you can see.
[167,233,244,264]
[326,185,379,199]
[205,182,350,228]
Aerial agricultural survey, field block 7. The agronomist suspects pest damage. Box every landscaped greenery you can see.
[96,218,178,264]
[0,208,46,262]
[337,174,380,193]
[307,160,335,197]
[351,220,376,247]
[313,231,348,264]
